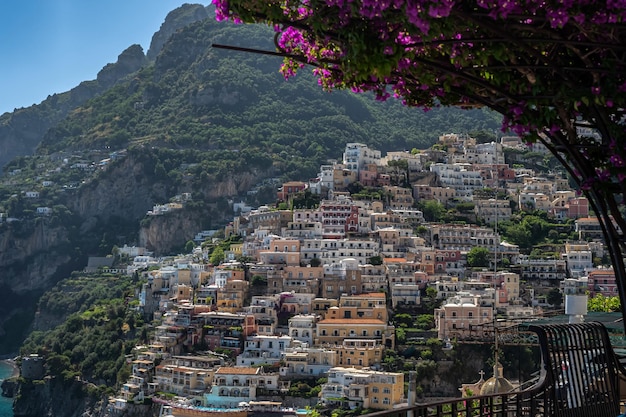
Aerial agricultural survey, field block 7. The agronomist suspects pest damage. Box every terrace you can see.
[362,322,626,417]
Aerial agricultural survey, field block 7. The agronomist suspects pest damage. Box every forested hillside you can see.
[37,12,502,181]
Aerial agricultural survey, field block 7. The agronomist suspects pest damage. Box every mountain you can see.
[0,4,502,354]
[0,3,210,169]
[33,6,502,175]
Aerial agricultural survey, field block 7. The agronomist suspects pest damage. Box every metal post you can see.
[407,371,416,417]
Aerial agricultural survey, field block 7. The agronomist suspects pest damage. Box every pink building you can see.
[567,197,589,219]
[587,268,618,298]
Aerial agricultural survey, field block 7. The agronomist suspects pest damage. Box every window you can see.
[383,387,391,394]
[372,387,379,393]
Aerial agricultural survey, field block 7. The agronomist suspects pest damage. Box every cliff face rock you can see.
[0,222,68,270]
[68,155,169,228]
[0,108,59,169]
[139,208,204,255]
[13,378,107,417]
[147,4,210,61]
[96,45,147,89]
[208,172,258,199]
[0,221,74,351]
[1,378,17,398]
[0,222,71,292]
[188,85,243,106]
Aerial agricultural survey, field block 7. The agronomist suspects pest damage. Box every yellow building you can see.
[383,185,415,210]
[335,339,384,368]
[338,292,389,322]
[217,279,249,313]
[312,298,339,318]
[321,367,404,410]
[316,317,394,348]
[229,243,243,257]
[154,363,213,396]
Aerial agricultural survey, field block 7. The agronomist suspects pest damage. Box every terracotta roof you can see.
[348,292,386,298]
[318,318,385,325]
[215,366,260,375]
[383,258,407,263]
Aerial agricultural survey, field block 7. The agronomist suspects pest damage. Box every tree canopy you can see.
[212,0,626,321]
[467,246,491,268]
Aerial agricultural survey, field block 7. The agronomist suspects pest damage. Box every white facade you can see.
[236,335,293,367]
[474,198,512,224]
[343,143,381,173]
[430,163,484,201]
[280,346,336,377]
[563,241,594,278]
[465,142,505,165]
[320,367,404,410]
[288,314,318,346]
[300,238,380,265]
[390,284,421,307]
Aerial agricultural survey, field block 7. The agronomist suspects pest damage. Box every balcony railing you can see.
[360,322,626,417]
[364,387,550,417]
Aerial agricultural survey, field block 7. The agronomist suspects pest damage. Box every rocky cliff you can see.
[139,208,205,255]
[13,378,103,417]
[0,220,74,352]
[12,377,156,417]
[147,4,210,61]
[0,145,266,351]
[68,154,170,225]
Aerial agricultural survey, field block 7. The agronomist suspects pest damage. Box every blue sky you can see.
[0,1,201,115]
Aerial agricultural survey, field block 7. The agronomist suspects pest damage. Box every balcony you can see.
[360,322,626,417]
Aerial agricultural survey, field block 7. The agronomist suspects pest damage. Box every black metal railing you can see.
[360,322,626,417]
[364,385,549,417]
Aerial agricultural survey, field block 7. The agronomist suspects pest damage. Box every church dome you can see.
[479,363,515,395]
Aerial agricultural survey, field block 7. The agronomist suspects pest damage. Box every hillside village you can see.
[16,134,618,416]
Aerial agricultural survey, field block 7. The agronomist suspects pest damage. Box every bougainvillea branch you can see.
[212,0,626,321]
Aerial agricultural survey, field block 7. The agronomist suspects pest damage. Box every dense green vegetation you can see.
[36,20,502,183]
[498,212,576,250]
[20,273,145,388]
